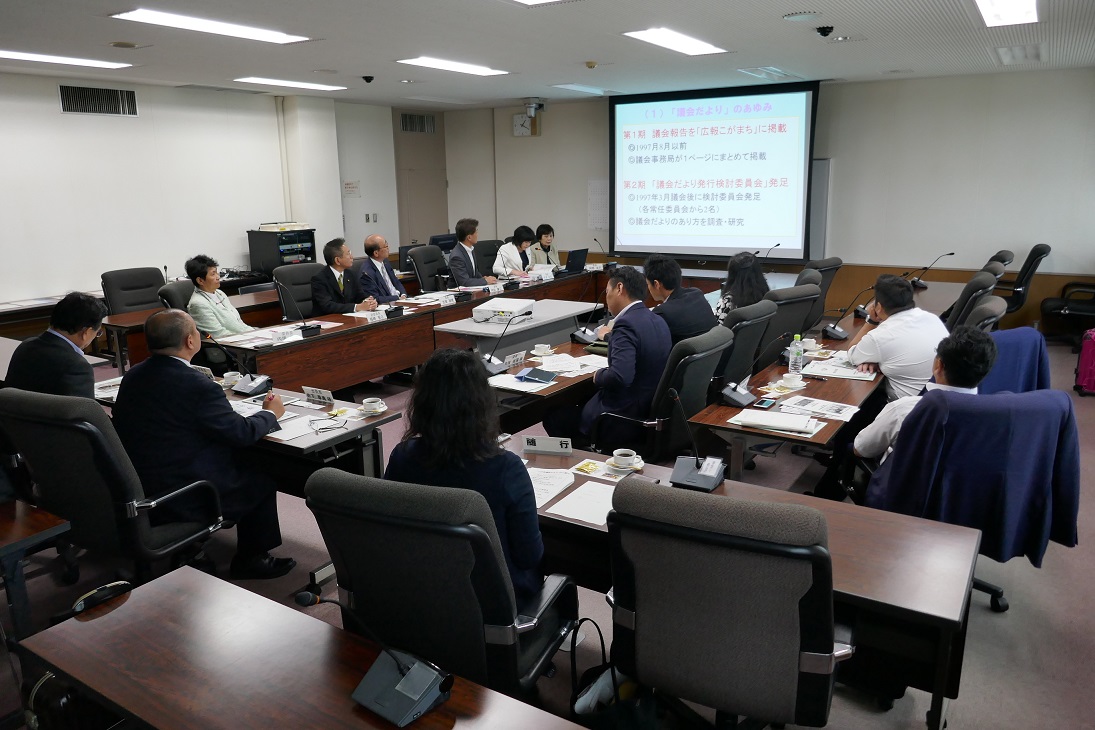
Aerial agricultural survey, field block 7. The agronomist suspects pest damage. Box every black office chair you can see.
[712,299,778,395]
[795,268,822,287]
[304,468,578,697]
[474,240,504,278]
[944,271,997,331]
[995,243,1051,314]
[101,268,166,314]
[0,389,223,583]
[272,263,323,320]
[964,295,1007,332]
[1040,282,1095,345]
[589,326,733,460]
[608,476,853,728]
[157,280,195,310]
[238,282,276,295]
[408,245,447,293]
[980,261,1006,281]
[801,257,843,333]
[987,249,1015,267]
[755,284,821,370]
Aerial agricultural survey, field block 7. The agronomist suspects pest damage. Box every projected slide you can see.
[611,83,818,261]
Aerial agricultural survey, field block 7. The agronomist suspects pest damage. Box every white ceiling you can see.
[2,0,1093,109]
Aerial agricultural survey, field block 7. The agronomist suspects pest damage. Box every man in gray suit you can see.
[448,217,497,287]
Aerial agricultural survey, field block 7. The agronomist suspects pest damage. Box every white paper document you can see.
[487,374,551,393]
[538,354,583,372]
[779,395,859,422]
[93,376,124,402]
[801,358,877,381]
[264,416,337,441]
[546,480,616,526]
[230,401,300,423]
[526,468,575,508]
[575,354,609,369]
[728,410,824,436]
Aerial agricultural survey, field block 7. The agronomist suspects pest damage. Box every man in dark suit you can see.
[6,292,106,398]
[357,234,407,303]
[644,254,716,345]
[112,309,296,580]
[545,266,672,448]
[311,238,378,315]
[448,217,497,287]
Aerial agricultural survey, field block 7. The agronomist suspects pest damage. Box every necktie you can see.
[337,274,344,293]
[468,248,477,275]
[384,266,398,296]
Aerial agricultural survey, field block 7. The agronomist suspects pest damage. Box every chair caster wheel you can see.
[990,595,1009,613]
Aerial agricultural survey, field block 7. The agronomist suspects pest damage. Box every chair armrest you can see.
[126,479,223,529]
[799,623,855,675]
[515,574,579,633]
[1062,282,1095,300]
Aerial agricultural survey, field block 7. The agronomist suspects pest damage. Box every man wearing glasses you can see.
[6,291,106,398]
[357,234,407,304]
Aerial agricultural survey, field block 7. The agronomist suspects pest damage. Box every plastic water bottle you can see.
[789,334,804,376]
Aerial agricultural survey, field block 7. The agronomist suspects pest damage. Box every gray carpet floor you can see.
[2,347,1091,729]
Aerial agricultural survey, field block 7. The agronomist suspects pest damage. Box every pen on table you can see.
[803,374,828,381]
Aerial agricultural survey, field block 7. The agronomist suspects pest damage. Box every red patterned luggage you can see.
[1075,328,1095,396]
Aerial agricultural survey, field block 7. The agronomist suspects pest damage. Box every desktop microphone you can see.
[904,252,955,290]
[50,581,134,625]
[822,285,875,340]
[295,591,453,727]
[666,387,725,492]
[205,334,272,395]
[477,312,533,376]
[591,238,616,267]
[761,243,781,259]
[571,288,607,345]
[721,332,792,407]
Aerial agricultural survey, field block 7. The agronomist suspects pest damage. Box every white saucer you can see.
[532,349,555,357]
[605,457,645,472]
[358,404,389,416]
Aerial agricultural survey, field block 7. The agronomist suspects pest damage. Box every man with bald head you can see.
[112,309,296,580]
[357,234,407,303]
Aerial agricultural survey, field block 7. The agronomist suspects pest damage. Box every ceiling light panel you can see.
[396,57,508,76]
[112,9,308,43]
[234,77,346,91]
[623,28,726,56]
[0,50,131,69]
[552,83,605,95]
[973,0,1038,27]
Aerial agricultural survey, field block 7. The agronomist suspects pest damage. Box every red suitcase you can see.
[1075,328,1095,396]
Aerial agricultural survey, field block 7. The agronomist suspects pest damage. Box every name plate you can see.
[486,284,505,295]
[502,351,526,369]
[437,293,457,306]
[271,329,294,343]
[363,310,386,323]
[523,435,573,456]
[537,270,554,282]
[302,386,335,407]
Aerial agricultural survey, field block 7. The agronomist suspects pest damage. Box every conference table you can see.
[513,442,980,730]
[0,500,70,640]
[16,567,581,730]
[490,341,600,434]
[0,336,108,384]
[434,299,598,360]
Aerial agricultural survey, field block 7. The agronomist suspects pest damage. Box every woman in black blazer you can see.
[384,348,544,597]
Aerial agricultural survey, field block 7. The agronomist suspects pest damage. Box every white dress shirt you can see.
[854,382,978,461]
[846,307,949,400]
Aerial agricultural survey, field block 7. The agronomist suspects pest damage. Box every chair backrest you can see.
[349,258,367,281]
[238,281,276,295]
[945,271,997,331]
[305,469,519,688]
[757,284,821,369]
[474,240,504,277]
[795,268,822,287]
[865,389,1079,567]
[979,261,1006,280]
[609,477,838,727]
[101,268,166,314]
[980,326,1050,394]
[715,299,778,385]
[647,326,734,460]
[964,294,1007,332]
[0,388,147,557]
[408,245,446,292]
[988,249,1014,266]
[157,280,195,310]
[272,263,323,320]
[801,257,843,332]
[1003,244,1051,312]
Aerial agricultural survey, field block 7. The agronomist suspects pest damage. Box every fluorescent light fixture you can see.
[396,56,507,76]
[234,77,346,91]
[623,28,726,56]
[552,83,605,95]
[402,95,475,104]
[509,0,572,4]
[973,0,1038,27]
[737,67,801,82]
[995,43,1042,65]
[112,8,308,43]
[0,50,131,69]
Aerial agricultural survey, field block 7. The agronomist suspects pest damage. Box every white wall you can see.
[334,102,400,253]
[282,96,344,247]
[444,109,497,239]
[0,73,285,298]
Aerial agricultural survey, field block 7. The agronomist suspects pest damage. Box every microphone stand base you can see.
[721,385,757,408]
[352,650,452,727]
[670,456,724,492]
[482,360,510,376]
[910,278,928,289]
[571,328,598,345]
[822,324,849,341]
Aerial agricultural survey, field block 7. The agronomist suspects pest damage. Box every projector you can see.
[472,298,534,324]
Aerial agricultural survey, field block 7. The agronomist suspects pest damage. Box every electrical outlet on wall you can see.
[373,212,379,222]
[365,213,371,222]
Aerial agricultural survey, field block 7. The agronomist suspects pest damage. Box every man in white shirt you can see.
[854,325,997,462]
[846,274,950,401]
[357,234,407,303]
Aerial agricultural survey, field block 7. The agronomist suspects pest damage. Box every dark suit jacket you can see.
[311,267,368,314]
[5,331,94,398]
[385,439,544,598]
[112,355,278,518]
[654,286,717,344]
[581,303,672,445]
[448,244,488,287]
[358,257,407,303]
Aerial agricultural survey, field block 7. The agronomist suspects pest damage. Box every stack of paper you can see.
[538,354,583,372]
[546,481,616,526]
[779,395,859,422]
[526,468,574,507]
[487,374,551,393]
[728,410,823,435]
[93,376,124,402]
[802,358,876,381]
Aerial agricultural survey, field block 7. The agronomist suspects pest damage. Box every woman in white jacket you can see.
[493,225,536,277]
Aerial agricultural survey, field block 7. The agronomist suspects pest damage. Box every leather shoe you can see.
[229,553,297,580]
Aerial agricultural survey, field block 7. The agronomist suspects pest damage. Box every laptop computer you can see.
[554,248,588,277]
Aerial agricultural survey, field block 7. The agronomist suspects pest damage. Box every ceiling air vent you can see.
[400,113,436,133]
[59,85,138,116]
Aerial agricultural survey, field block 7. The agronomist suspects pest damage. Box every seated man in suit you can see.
[855,325,997,463]
[185,254,257,339]
[448,217,497,287]
[644,254,716,344]
[545,266,672,449]
[357,234,407,304]
[6,291,106,398]
[311,238,378,315]
[112,309,296,580]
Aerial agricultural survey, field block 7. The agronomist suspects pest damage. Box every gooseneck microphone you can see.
[477,312,533,376]
[667,387,725,491]
[821,285,875,341]
[271,277,307,322]
[295,590,453,727]
[721,332,793,407]
[761,243,781,259]
[572,288,607,345]
[205,333,272,395]
[904,252,955,290]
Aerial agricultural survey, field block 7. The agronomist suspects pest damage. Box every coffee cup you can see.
[222,371,241,387]
[532,343,551,355]
[782,373,804,387]
[362,397,385,412]
[612,448,637,467]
